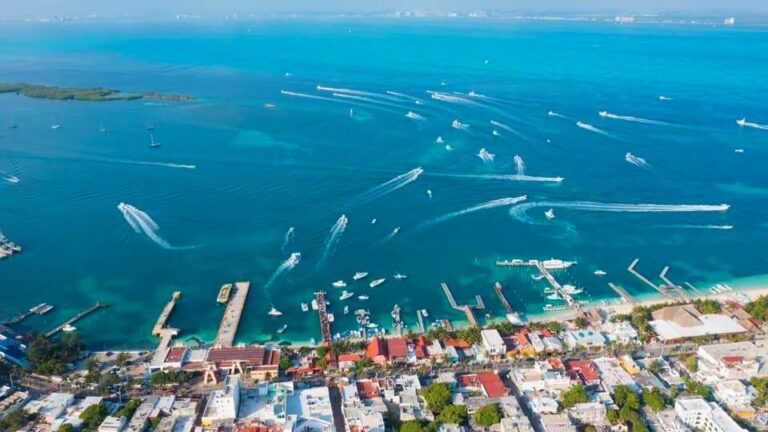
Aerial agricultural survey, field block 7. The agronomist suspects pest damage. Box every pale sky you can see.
[0,0,764,18]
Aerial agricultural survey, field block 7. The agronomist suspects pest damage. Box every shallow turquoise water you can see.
[0,20,766,349]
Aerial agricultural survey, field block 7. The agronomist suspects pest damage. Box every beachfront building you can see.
[649,305,747,342]
[205,346,280,381]
[696,341,768,383]
[482,329,506,357]
[563,330,606,349]
[0,327,28,368]
[601,321,639,344]
[675,397,747,432]
[202,375,241,427]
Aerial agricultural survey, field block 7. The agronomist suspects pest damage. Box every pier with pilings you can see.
[45,302,108,338]
[441,283,484,327]
[627,259,689,301]
[608,282,637,305]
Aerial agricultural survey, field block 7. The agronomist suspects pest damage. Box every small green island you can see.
[0,82,195,102]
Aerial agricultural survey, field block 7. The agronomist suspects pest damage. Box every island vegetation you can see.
[0,83,194,102]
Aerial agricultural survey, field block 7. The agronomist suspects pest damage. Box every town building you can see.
[675,397,747,432]
[568,402,607,426]
[696,341,768,382]
[593,357,640,393]
[650,305,747,342]
[714,380,757,410]
[202,374,241,427]
[23,392,75,424]
[540,413,578,432]
[98,416,127,432]
[481,329,506,357]
[126,396,159,432]
[205,346,280,381]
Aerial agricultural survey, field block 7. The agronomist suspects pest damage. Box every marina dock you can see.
[627,259,687,301]
[150,292,182,370]
[685,282,705,297]
[659,266,691,301]
[608,282,637,305]
[441,283,484,327]
[496,258,583,311]
[494,282,514,314]
[152,291,181,337]
[45,302,108,338]
[315,291,332,346]
[2,309,35,327]
[214,282,250,348]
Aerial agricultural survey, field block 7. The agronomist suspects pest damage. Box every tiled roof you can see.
[476,371,509,398]
[206,346,280,369]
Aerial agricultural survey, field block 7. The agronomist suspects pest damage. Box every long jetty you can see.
[494,282,514,314]
[627,258,676,300]
[152,291,181,337]
[441,283,484,327]
[151,291,182,370]
[45,302,108,338]
[608,282,637,305]
[685,282,705,297]
[2,309,35,326]
[214,281,250,347]
[316,291,332,346]
[659,266,691,301]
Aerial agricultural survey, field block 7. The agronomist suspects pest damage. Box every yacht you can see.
[735,148,745,153]
[277,324,288,334]
[268,306,283,317]
[339,290,354,301]
[149,134,160,148]
[541,259,576,270]
[594,270,607,276]
[370,278,386,288]
[545,209,555,220]
[332,280,347,288]
[358,295,369,301]
[393,273,408,280]
[301,302,309,312]
[353,272,369,281]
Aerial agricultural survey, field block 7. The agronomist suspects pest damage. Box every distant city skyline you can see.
[1,0,765,19]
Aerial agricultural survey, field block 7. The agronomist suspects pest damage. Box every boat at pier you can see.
[301,302,309,312]
[217,284,232,304]
[421,309,429,317]
[562,285,584,295]
[541,259,576,270]
[36,304,54,315]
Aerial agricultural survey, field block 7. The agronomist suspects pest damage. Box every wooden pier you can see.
[45,302,108,338]
[608,282,637,305]
[494,282,514,314]
[441,283,484,327]
[214,281,250,348]
[315,291,332,346]
[2,309,35,326]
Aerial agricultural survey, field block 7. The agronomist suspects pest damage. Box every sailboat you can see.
[149,134,160,148]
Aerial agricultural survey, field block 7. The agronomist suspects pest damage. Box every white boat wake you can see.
[547,110,570,119]
[317,215,348,269]
[281,90,338,102]
[379,226,401,244]
[490,120,528,141]
[352,167,424,207]
[625,152,650,168]
[658,96,673,101]
[331,92,404,111]
[117,202,196,250]
[429,91,480,106]
[477,148,495,162]
[576,121,618,139]
[737,118,768,131]
[318,85,406,103]
[431,172,563,183]
[599,111,669,126]
[509,201,731,226]
[1,171,19,184]
[657,224,734,230]
[265,252,302,290]
[417,196,528,229]
[100,158,196,170]
[386,90,425,104]
[281,227,295,253]
[514,155,526,175]
[406,111,426,121]
[452,119,470,131]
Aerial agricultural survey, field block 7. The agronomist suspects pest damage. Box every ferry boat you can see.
[393,273,408,280]
[277,324,288,334]
[545,209,555,220]
[353,272,369,281]
[594,270,607,276]
[332,280,347,288]
[149,134,160,148]
[268,306,283,317]
[358,295,369,301]
[301,302,309,312]
[339,291,354,301]
[370,278,386,288]
[216,284,232,304]
[541,259,576,270]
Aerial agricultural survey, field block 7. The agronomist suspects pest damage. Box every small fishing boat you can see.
[393,273,408,280]
[332,280,347,288]
[301,302,309,312]
[339,291,354,301]
[62,324,77,332]
[358,295,369,301]
[594,270,607,276]
[268,306,283,317]
[545,209,555,220]
[353,272,369,281]
[51,123,61,130]
[370,278,386,288]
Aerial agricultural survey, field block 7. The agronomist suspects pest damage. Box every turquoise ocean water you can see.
[0,19,767,350]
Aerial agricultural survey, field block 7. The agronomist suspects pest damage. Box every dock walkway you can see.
[608,283,637,305]
[316,291,332,346]
[152,291,181,337]
[441,283,483,327]
[214,282,250,347]
[45,303,108,338]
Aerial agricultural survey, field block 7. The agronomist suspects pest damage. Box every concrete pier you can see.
[627,258,676,300]
[494,282,514,314]
[441,283,480,327]
[316,291,332,346]
[45,302,108,338]
[608,282,637,305]
[214,281,250,347]
[659,266,691,301]
[152,291,181,337]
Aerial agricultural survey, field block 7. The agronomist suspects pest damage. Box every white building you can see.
[510,363,571,395]
[602,321,639,344]
[540,413,578,432]
[202,374,241,427]
[340,380,385,432]
[650,305,746,342]
[50,396,103,430]
[714,380,756,409]
[499,397,535,432]
[285,386,334,431]
[98,416,127,432]
[481,329,506,356]
[697,341,768,383]
[593,357,640,393]
[125,397,159,432]
[568,402,606,426]
[675,397,747,432]
[23,393,75,424]
[527,395,559,415]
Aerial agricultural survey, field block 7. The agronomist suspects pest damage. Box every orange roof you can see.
[445,338,471,349]
[515,330,531,346]
[207,346,280,369]
[366,337,387,360]
[457,374,481,388]
[414,336,428,346]
[338,354,362,363]
[566,360,600,384]
[477,371,509,398]
[164,347,187,363]
[540,328,553,338]
[723,356,744,364]
[356,380,379,399]
[547,357,565,370]
[387,338,408,358]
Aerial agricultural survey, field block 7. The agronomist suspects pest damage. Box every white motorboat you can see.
[358,295,369,300]
[353,272,369,280]
[332,280,347,288]
[370,278,386,288]
[545,209,555,220]
[393,273,408,280]
[339,291,354,301]
[594,270,607,276]
[268,306,283,317]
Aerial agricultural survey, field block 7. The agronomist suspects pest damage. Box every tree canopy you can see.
[474,404,501,427]
[423,383,453,414]
[560,384,589,409]
[79,403,108,430]
[437,404,468,425]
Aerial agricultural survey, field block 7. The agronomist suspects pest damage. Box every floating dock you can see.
[214,281,250,348]
[441,283,484,327]
[315,291,332,346]
[45,302,108,338]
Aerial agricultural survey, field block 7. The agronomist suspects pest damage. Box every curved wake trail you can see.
[265,252,301,291]
[416,196,528,230]
[737,118,768,131]
[317,215,348,269]
[406,111,427,121]
[514,155,526,176]
[657,224,734,230]
[281,227,295,253]
[509,201,731,226]
[576,121,619,139]
[625,152,650,168]
[599,111,670,126]
[282,90,397,114]
[490,120,529,142]
[548,111,571,119]
[1,171,20,184]
[351,167,424,208]
[378,226,401,244]
[117,202,195,250]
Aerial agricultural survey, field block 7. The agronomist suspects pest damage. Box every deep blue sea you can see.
[0,19,767,349]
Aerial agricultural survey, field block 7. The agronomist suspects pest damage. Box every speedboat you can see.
[445,144,453,151]
[332,280,347,288]
[737,118,747,127]
[339,291,354,301]
[393,273,408,280]
[541,259,576,270]
[370,278,386,288]
[62,324,76,332]
[598,111,608,117]
[51,124,61,130]
[735,148,745,153]
[545,209,555,220]
[353,272,369,280]
[301,302,309,312]
[358,295,369,301]
[594,270,607,276]
[436,136,444,144]
[277,324,287,334]
[370,219,377,224]
[268,306,283,317]
[421,309,429,317]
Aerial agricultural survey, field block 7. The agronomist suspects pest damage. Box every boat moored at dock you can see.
[216,284,232,304]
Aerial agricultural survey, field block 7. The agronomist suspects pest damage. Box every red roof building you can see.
[387,338,409,362]
[366,337,388,365]
[457,374,482,391]
[445,338,471,349]
[566,360,601,387]
[356,379,381,400]
[206,346,280,379]
[163,347,188,368]
[547,357,565,371]
[476,371,509,398]
[338,354,362,371]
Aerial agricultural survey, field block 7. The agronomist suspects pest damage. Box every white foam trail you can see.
[317,215,348,268]
[452,119,470,131]
[514,155,526,175]
[99,158,196,170]
[117,202,194,250]
[430,172,563,183]
[281,227,295,253]
[658,96,673,101]
[489,120,528,141]
[576,121,618,139]
[380,226,401,243]
[509,201,730,226]
[318,85,403,101]
[658,224,734,230]
[625,152,650,168]
[599,111,669,126]
[386,90,424,104]
[331,92,404,110]
[547,111,569,119]
[430,92,480,105]
[477,148,495,162]
[281,90,338,102]
[1,172,19,183]
[265,252,302,289]
[737,118,768,130]
[418,196,528,229]
[406,111,426,121]
[352,167,424,207]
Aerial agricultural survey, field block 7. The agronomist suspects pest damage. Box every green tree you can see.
[422,383,453,414]
[560,384,589,409]
[648,360,661,375]
[606,409,620,425]
[456,327,482,345]
[582,426,597,432]
[0,409,37,432]
[573,318,589,330]
[437,405,468,425]
[116,399,141,418]
[642,388,667,412]
[279,356,292,371]
[613,385,640,410]
[115,352,131,368]
[474,404,501,427]
[694,300,722,314]
[400,420,424,432]
[79,403,108,430]
[57,424,75,432]
[746,296,768,320]
[686,357,698,373]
